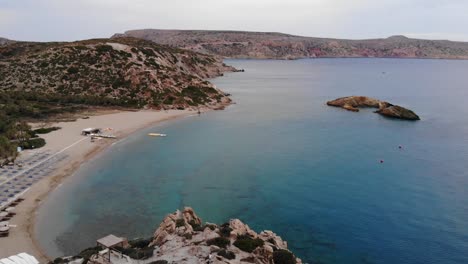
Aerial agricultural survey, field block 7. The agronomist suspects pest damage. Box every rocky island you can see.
[327,96,420,120]
[52,208,301,264]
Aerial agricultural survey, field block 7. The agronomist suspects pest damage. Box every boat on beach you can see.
[148,133,167,137]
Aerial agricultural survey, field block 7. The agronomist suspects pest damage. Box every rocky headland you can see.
[54,207,301,264]
[113,30,468,60]
[0,37,236,111]
[326,96,420,120]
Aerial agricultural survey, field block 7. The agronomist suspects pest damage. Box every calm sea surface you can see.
[37,59,468,264]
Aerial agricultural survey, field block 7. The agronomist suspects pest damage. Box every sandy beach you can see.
[0,109,196,261]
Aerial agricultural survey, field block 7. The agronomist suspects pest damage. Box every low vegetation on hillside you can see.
[0,37,233,109]
[0,37,235,161]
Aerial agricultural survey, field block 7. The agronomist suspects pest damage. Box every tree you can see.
[0,135,16,166]
[15,121,32,145]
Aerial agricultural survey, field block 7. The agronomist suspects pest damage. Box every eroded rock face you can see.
[149,207,302,264]
[376,105,420,120]
[327,96,420,120]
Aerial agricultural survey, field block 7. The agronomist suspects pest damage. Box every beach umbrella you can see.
[0,221,8,227]
[5,207,14,212]
[0,212,8,217]
[0,226,9,232]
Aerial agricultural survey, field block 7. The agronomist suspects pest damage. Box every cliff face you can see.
[0,37,235,110]
[114,30,468,60]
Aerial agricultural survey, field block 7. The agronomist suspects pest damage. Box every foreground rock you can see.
[326,96,420,120]
[54,207,302,264]
[149,207,301,263]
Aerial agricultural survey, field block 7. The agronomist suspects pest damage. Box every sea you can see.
[36,58,468,264]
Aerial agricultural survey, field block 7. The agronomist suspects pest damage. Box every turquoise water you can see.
[37,59,468,263]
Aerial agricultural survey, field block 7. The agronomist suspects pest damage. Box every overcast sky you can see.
[1,0,468,42]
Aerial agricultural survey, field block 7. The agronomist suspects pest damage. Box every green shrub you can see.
[176,219,185,227]
[219,223,232,237]
[116,247,154,260]
[217,249,236,260]
[34,126,61,134]
[75,246,102,264]
[148,261,168,264]
[51,257,65,264]
[189,220,204,231]
[67,67,79,74]
[233,235,264,253]
[20,138,46,149]
[129,237,152,248]
[273,250,296,264]
[95,45,113,53]
[207,237,230,248]
[206,224,216,231]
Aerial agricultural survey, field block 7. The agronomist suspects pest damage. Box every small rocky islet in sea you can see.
[326,96,420,120]
[51,207,302,264]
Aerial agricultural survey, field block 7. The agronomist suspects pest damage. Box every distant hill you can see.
[114,29,468,59]
[0,37,234,111]
[0,37,13,46]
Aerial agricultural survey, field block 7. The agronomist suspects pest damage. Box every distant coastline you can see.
[114,29,468,60]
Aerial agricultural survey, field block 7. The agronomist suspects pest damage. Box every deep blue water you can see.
[37,59,468,264]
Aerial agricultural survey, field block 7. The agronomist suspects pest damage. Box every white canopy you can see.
[97,234,125,248]
[0,254,38,264]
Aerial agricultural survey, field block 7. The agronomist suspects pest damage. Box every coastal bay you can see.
[34,58,468,264]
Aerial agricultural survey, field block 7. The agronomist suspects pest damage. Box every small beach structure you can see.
[81,128,101,136]
[0,253,39,264]
[95,234,128,262]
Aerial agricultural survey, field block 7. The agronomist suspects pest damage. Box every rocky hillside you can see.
[0,37,12,46]
[114,29,468,59]
[57,208,301,264]
[0,37,235,110]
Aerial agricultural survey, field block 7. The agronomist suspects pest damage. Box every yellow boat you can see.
[148,133,167,137]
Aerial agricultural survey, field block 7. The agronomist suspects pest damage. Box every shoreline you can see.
[0,108,211,261]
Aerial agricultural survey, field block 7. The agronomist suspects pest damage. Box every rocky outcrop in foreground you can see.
[149,207,301,263]
[58,208,301,264]
[114,29,468,60]
[327,96,420,120]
